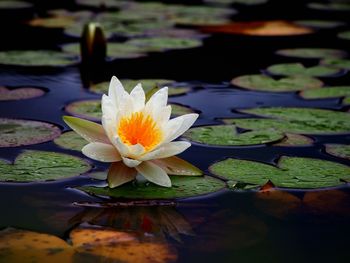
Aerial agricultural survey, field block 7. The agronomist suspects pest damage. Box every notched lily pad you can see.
[54,131,88,151]
[294,20,345,29]
[0,50,77,67]
[210,156,350,189]
[77,175,225,200]
[325,144,350,160]
[300,86,350,100]
[0,118,61,147]
[0,150,91,182]
[338,31,350,40]
[266,63,342,77]
[231,74,323,92]
[276,48,347,59]
[183,125,284,146]
[321,58,350,70]
[0,86,45,101]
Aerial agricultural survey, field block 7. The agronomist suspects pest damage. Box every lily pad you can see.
[209,156,350,189]
[321,58,350,70]
[0,86,45,101]
[183,125,284,146]
[342,97,350,105]
[76,0,130,8]
[0,118,61,147]
[300,86,350,99]
[0,150,91,182]
[0,1,32,9]
[204,0,268,5]
[294,20,345,29]
[27,16,76,28]
[325,144,350,160]
[78,175,225,199]
[126,37,203,52]
[223,107,350,134]
[308,2,350,11]
[266,63,342,77]
[0,50,77,67]
[338,31,350,40]
[231,74,323,92]
[273,133,314,147]
[54,131,88,151]
[171,103,196,116]
[276,48,347,59]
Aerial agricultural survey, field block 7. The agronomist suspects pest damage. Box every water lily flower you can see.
[63,76,201,187]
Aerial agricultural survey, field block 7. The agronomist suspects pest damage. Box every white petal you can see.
[122,157,142,168]
[82,142,121,162]
[145,87,168,120]
[136,161,171,187]
[63,116,110,144]
[140,141,191,161]
[127,143,145,158]
[165,113,199,143]
[101,95,118,141]
[114,136,130,157]
[107,162,137,188]
[108,76,127,107]
[156,105,172,127]
[130,83,145,112]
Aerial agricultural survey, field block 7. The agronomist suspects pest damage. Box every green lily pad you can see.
[294,20,345,29]
[0,86,45,101]
[266,63,341,77]
[342,97,350,105]
[76,0,130,8]
[308,2,350,11]
[0,50,77,67]
[204,0,268,5]
[62,43,146,60]
[231,74,323,92]
[325,144,350,160]
[276,48,347,59]
[77,175,225,200]
[126,37,203,52]
[54,131,88,151]
[183,125,284,146]
[0,150,91,182]
[0,118,61,147]
[0,1,32,9]
[338,31,350,40]
[209,156,350,189]
[223,107,350,135]
[300,86,350,99]
[321,58,350,70]
[171,103,196,117]
[273,133,314,147]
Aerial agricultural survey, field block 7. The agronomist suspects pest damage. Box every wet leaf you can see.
[224,107,350,134]
[321,58,350,70]
[276,48,347,59]
[77,175,225,199]
[54,131,88,151]
[231,74,323,92]
[266,63,341,77]
[0,50,77,66]
[210,156,350,189]
[294,20,345,29]
[300,86,350,99]
[325,144,350,160]
[0,150,91,182]
[338,30,350,40]
[273,133,314,147]
[184,125,284,146]
[0,228,74,263]
[0,118,61,147]
[0,86,45,101]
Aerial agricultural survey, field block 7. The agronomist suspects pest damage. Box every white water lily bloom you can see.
[64,76,200,187]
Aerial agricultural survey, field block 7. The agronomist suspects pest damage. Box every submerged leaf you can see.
[273,133,314,147]
[0,86,45,101]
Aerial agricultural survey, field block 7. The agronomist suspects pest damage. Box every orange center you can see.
[117,112,162,151]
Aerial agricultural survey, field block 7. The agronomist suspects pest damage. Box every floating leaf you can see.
[171,103,196,116]
[0,86,45,101]
[325,144,350,160]
[266,63,341,77]
[0,118,61,147]
[210,156,350,189]
[338,31,350,40]
[231,74,323,92]
[321,58,350,70]
[308,2,350,11]
[204,0,268,5]
[126,37,203,52]
[300,86,350,99]
[0,150,91,182]
[294,20,345,29]
[78,175,225,199]
[201,21,313,36]
[184,125,284,146]
[54,131,88,151]
[343,97,350,105]
[0,50,77,67]
[0,1,32,9]
[76,0,130,8]
[276,48,347,59]
[224,107,350,134]
[273,133,314,147]
[0,228,74,263]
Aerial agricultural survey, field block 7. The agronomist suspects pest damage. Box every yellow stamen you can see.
[118,112,162,151]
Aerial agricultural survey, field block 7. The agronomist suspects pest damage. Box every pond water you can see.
[0,0,350,262]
